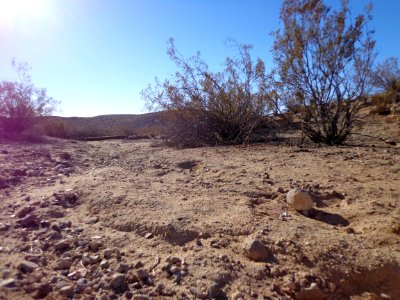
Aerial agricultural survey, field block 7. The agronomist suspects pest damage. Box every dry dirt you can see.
[0,116,399,300]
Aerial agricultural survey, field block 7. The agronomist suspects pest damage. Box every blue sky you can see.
[1,0,399,117]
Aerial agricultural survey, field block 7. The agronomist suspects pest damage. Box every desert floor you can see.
[0,117,399,300]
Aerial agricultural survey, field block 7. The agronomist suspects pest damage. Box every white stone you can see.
[286,189,313,211]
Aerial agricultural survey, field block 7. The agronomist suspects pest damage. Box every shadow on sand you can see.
[308,208,349,227]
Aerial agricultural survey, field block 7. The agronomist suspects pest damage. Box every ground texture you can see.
[0,115,399,300]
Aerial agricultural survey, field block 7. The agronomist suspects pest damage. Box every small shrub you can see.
[0,60,58,137]
[371,94,392,115]
[41,118,67,138]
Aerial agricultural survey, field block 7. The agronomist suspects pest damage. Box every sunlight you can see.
[0,0,49,23]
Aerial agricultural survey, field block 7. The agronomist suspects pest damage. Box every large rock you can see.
[286,189,313,211]
[243,239,271,262]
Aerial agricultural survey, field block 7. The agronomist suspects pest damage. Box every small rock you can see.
[208,283,225,299]
[286,189,313,212]
[109,274,127,293]
[144,232,153,239]
[54,240,70,251]
[47,231,62,240]
[295,283,325,300]
[0,223,10,231]
[243,239,271,262]
[16,206,35,218]
[18,261,39,273]
[76,278,89,291]
[89,241,102,252]
[33,282,52,299]
[17,214,40,228]
[116,263,130,273]
[85,216,99,224]
[328,282,336,293]
[59,221,72,230]
[54,191,78,208]
[55,258,73,270]
[103,248,113,259]
[0,278,16,288]
[166,256,181,265]
[89,255,101,264]
[137,269,149,281]
[100,259,109,269]
[46,209,65,218]
[59,285,74,298]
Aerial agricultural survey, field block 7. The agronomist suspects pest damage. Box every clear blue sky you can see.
[1,0,399,117]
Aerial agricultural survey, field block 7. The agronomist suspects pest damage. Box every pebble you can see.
[208,283,225,299]
[47,231,62,240]
[100,259,110,269]
[295,282,325,300]
[46,209,65,218]
[18,261,39,273]
[116,263,130,273]
[103,248,113,259]
[137,269,149,280]
[33,282,52,298]
[55,258,73,270]
[89,241,103,252]
[85,216,99,224]
[76,278,90,291]
[0,278,16,288]
[55,240,70,251]
[16,206,35,218]
[109,274,127,293]
[166,256,181,264]
[17,214,40,228]
[243,239,271,262]
[0,223,10,231]
[59,285,74,298]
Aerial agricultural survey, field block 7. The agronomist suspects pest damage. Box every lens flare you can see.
[0,0,49,23]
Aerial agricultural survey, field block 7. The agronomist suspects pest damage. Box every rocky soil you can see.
[0,115,399,300]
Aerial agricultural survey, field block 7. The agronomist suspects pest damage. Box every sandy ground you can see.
[0,116,399,300]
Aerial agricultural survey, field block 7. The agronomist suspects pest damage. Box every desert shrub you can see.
[0,60,58,139]
[271,0,376,145]
[370,57,400,113]
[370,94,392,115]
[40,118,67,138]
[142,39,276,147]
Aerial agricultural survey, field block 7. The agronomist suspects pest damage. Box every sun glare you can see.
[0,0,49,23]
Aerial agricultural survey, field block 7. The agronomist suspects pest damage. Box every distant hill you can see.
[41,112,165,139]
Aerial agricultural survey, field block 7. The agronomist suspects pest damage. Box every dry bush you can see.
[370,57,400,113]
[40,118,67,138]
[370,94,392,115]
[0,60,58,138]
[272,0,376,145]
[142,39,276,147]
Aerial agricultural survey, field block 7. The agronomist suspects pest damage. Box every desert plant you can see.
[40,118,67,138]
[271,0,376,145]
[370,57,400,113]
[142,39,275,147]
[0,59,58,138]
